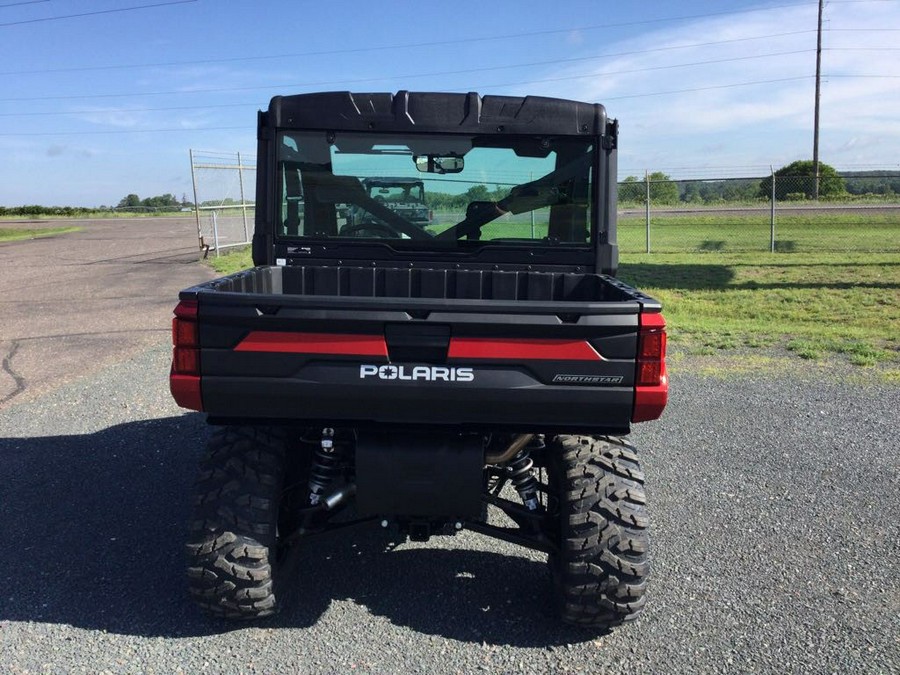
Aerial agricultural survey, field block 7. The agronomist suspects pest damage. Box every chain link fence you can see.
[189,150,256,255]
[619,172,900,254]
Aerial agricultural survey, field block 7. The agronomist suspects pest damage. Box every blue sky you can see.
[1,0,898,206]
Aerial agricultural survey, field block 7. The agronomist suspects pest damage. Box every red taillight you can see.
[637,359,662,387]
[638,331,663,362]
[173,317,198,347]
[170,300,202,411]
[636,328,666,386]
[633,311,668,422]
[171,301,200,374]
[174,299,198,320]
[173,346,199,374]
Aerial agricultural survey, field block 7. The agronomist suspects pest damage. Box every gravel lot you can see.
[2,340,898,674]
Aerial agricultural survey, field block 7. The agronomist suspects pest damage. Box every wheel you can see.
[186,425,301,619]
[546,434,650,629]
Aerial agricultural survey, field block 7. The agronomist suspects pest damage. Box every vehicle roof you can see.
[265,91,608,137]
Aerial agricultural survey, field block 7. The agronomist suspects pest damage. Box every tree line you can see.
[0,205,104,217]
[0,193,193,217]
[117,193,192,210]
[424,185,512,210]
[421,161,899,210]
[617,161,900,205]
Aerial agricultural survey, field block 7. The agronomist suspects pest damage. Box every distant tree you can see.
[648,172,679,204]
[618,173,678,204]
[618,176,644,203]
[141,193,180,209]
[118,193,141,208]
[759,160,846,200]
[464,185,491,203]
[681,181,704,204]
[489,185,511,203]
[720,179,759,202]
[841,170,900,196]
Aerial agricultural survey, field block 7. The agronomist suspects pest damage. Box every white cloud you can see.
[74,106,147,128]
[507,1,900,176]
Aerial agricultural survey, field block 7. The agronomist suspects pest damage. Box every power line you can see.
[485,76,816,101]
[0,29,817,77]
[609,76,815,100]
[0,125,245,137]
[0,44,827,116]
[0,0,195,27]
[0,102,258,117]
[603,73,900,101]
[0,48,817,103]
[1,69,891,137]
[0,0,53,8]
[0,76,822,135]
[425,49,817,93]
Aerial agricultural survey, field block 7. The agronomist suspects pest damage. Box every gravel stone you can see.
[1,345,898,673]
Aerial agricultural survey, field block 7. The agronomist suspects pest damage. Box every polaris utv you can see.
[171,91,668,630]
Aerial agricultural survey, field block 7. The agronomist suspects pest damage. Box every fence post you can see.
[212,211,221,258]
[189,149,203,250]
[238,151,250,244]
[645,170,651,254]
[770,166,776,253]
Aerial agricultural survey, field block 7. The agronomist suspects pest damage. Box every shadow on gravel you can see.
[279,532,598,647]
[0,415,218,638]
[0,417,599,646]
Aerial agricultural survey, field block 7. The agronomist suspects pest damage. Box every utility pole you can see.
[813,0,824,199]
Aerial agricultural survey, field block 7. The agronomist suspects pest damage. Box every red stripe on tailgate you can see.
[235,331,388,357]
[447,337,603,361]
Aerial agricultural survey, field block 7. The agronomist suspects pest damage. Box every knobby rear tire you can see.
[186,425,291,619]
[547,434,650,630]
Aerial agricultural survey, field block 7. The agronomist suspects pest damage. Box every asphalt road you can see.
[1,221,898,673]
[0,218,215,408]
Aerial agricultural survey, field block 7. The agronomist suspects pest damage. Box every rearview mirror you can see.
[414,155,464,174]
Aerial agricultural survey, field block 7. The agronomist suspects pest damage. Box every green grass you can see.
[207,246,253,274]
[0,226,81,242]
[619,211,899,253]
[617,252,900,369]
[430,207,900,254]
[0,210,190,221]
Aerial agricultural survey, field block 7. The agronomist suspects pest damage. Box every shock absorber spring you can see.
[509,449,540,511]
[308,428,340,506]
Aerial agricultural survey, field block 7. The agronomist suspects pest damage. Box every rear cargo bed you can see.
[180,266,658,433]
[200,265,641,304]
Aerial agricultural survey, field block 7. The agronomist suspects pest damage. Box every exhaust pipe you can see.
[485,434,534,465]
